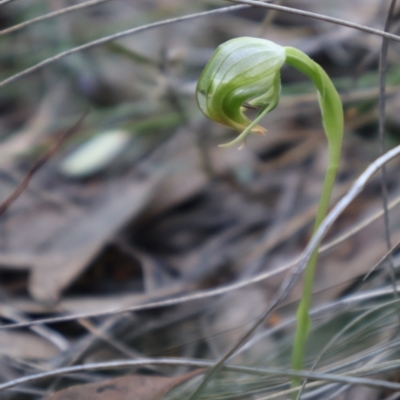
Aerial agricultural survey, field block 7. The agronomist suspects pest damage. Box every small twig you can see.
[0,112,88,216]
[0,0,15,5]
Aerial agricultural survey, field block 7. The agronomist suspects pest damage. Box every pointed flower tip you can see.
[231,122,266,135]
[252,126,267,136]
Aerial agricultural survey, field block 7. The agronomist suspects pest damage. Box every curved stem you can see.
[284,47,344,386]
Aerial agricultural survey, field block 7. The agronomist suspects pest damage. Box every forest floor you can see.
[1,1,400,399]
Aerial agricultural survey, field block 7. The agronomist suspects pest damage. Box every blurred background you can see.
[1,0,400,399]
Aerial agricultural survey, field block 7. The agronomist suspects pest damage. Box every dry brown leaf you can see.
[0,176,160,303]
[43,370,202,400]
[29,177,160,302]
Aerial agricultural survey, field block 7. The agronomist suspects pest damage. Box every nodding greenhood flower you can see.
[194,36,344,391]
[196,37,285,147]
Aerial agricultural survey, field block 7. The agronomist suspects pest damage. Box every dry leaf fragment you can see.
[43,370,201,400]
[59,129,131,178]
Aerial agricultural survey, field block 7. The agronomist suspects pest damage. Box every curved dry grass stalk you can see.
[0,0,111,36]
[300,300,400,394]
[321,193,400,250]
[0,4,247,88]
[229,0,400,42]
[234,285,400,358]
[2,0,400,89]
[273,143,400,328]
[376,0,399,303]
[1,357,400,394]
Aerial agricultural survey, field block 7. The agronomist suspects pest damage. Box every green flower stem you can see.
[285,47,343,386]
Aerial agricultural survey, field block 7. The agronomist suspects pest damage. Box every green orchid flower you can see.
[196,37,285,146]
[196,36,344,387]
